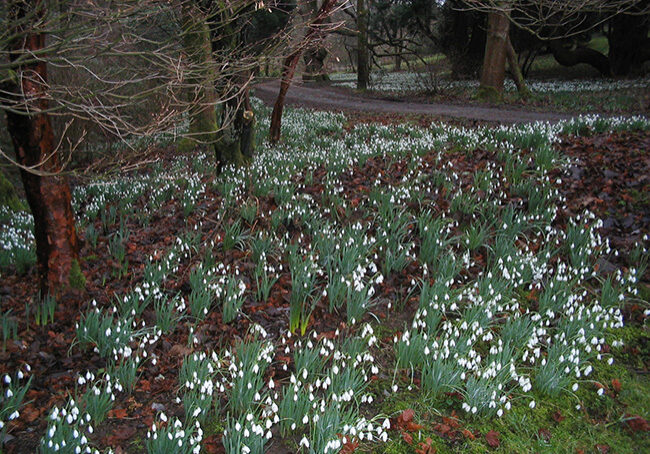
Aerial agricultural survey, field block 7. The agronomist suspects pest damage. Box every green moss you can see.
[177,137,199,154]
[215,126,252,169]
[475,86,502,103]
[68,259,86,290]
[0,170,26,212]
[362,340,650,454]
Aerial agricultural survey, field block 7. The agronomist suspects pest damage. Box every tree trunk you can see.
[505,36,529,97]
[178,2,219,154]
[549,40,611,76]
[269,0,339,143]
[5,1,80,296]
[303,47,330,81]
[215,82,255,172]
[270,50,303,144]
[356,0,369,90]
[609,9,650,76]
[479,10,510,100]
[302,0,331,82]
[441,5,486,80]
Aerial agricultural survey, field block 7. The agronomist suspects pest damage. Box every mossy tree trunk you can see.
[0,169,26,212]
[478,9,510,102]
[214,82,255,172]
[178,2,219,154]
[204,1,258,171]
[505,37,530,98]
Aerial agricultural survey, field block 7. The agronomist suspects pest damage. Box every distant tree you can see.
[461,0,650,96]
[365,1,486,79]
[356,0,370,89]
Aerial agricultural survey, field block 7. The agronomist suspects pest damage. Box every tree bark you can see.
[178,2,219,154]
[505,36,529,97]
[269,0,338,144]
[5,0,79,296]
[215,82,255,172]
[269,48,303,144]
[549,40,611,76]
[356,0,369,90]
[303,47,330,81]
[609,9,650,76]
[303,0,331,82]
[479,10,510,98]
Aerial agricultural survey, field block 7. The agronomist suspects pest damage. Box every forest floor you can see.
[0,103,649,454]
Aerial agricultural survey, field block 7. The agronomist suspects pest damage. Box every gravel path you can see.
[254,79,573,124]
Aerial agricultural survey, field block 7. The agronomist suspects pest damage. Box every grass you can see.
[371,325,650,453]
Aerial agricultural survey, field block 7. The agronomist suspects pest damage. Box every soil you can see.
[254,79,573,124]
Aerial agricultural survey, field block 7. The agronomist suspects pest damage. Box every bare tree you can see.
[0,0,289,297]
[461,0,648,40]
[269,0,341,143]
[461,0,650,95]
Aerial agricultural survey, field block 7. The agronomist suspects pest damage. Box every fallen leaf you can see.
[595,443,610,454]
[461,428,475,440]
[401,430,413,445]
[415,437,436,454]
[485,430,500,448]
[433,423,451,435]
[138,379,151,392]
[406,421,424,432]
[104,425,136,444]
[202,435,221,454]
[169,344,192,357]
[611,379,621,393]
[538,428,552,442]
[108,408,128,419]
[441,414,460,429]
[400,408,415,423]
[552,410,565,423]
[624,414,650,432]
[21,405,41,423]
[340,437,359,453]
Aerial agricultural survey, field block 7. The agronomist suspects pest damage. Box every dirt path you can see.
[254,79,573,124]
